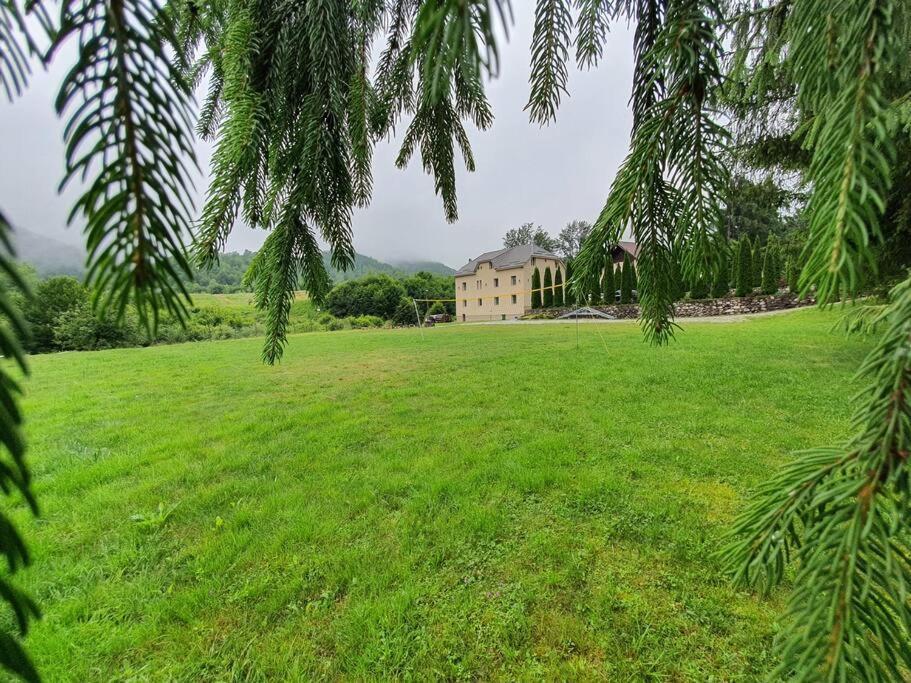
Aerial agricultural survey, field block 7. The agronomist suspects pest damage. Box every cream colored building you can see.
[454,244,565,322]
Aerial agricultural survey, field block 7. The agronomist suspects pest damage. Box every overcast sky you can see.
[0,8,635,269]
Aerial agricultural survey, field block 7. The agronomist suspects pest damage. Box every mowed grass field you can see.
[17,309,872,680]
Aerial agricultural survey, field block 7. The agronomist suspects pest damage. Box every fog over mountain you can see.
[0,8,634,268]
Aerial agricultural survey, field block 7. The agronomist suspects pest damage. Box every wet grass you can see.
[18,308,872,680]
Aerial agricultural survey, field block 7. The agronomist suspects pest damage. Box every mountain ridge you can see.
[12,228,456,280]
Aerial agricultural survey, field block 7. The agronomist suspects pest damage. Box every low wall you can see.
[525,293,814,320]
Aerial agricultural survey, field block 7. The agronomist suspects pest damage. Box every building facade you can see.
[454,244,565,322]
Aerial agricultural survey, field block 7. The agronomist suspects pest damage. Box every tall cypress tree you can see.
[787,257,799,294]
[588,268,601,304]
[601,254,615,303]
[751,238,763,287]
[761,246,777,294]
[531,267,542,309]
[620,253,633,304]
[735,238,752,296]
[543,267,553,307]
[564,258,575,306]
[711,243,730,298]
[553,267,564,306]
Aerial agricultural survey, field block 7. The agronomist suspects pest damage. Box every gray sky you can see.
[0,8,635,269]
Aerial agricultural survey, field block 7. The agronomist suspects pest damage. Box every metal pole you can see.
[412,298,424,340]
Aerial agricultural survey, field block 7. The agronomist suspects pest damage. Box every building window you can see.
[501,314,506,321]
[462,299,467,307]
[477,298,482,306]
[494,296,499,305]
[494,278,499,287]
[461,282,466,291]
[510,275,517,285]
[462,314,466,321]
[511,294,517,304]
[476,279,481,289]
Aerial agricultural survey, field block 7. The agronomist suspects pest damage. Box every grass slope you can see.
[19,310,871,680]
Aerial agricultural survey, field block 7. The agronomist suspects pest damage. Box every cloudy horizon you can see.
[0,8,635,270]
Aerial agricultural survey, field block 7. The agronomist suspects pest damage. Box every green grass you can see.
[17,309,872,680]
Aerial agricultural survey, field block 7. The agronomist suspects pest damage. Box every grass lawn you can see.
[17,309,872,680]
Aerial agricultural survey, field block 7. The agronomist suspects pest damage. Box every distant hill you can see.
[11,227,455,290]
[388,260,456,276]
[13,229,85,277]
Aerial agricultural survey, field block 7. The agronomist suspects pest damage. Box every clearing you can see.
[19,308,871,680]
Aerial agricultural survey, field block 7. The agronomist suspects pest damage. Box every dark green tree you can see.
[542,267,553,307]
[711,245,730,298]
[787,257,799,294]
[619,253,634,304]
[761,247,777,295]
[24,276,88,353]
[601,255,615,303]
[690,278,710,299]
[564,258,576,306]
[503,223,558,252]
[553,267,564,306]
[735,238,752,297]
[587,268,601,304]
[531,267,542,309]
[751,238,763,287]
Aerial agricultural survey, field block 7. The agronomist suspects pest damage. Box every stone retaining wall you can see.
[525,293,814,320]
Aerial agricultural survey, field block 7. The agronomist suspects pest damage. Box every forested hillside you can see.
[11,231,455,294]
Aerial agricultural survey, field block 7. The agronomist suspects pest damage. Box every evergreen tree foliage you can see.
[601,254,615,304]
[787,257,799,294]
[531,267,542,309]
[553,267,564,306]
[564,258,576,306]
[735,238,752,297]
[2,0,911,679]
[751,239,763,287]
[711,244,729,298]
[587,267,601,304]
[760,247,777,295]
[542,267,553,307]
[619,253,633,304]
[689,278,710,300]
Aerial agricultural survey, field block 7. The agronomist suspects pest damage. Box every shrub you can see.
[689,278,710,299]
[400,272,456,315]
[350,315,384,328]
[531,267,542,308]
[391,296,417,326]
[25,276,90,352]
[620,253,634,304]
[53,304,135,351]
[427,301,446,315]
[543,267,553,307]
[326,274,406,319]
[601,256,615,304]
[553,267,564,306]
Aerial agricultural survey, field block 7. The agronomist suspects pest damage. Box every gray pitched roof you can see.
[455,243,564,276]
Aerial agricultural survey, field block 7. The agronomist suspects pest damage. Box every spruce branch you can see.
[53,0,198,332]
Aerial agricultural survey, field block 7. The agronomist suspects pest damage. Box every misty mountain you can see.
[388,260,456,276]
[11,227,454,284]
[12,228,86,277]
